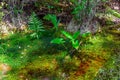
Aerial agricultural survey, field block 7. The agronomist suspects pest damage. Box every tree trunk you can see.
[67,0,101,34]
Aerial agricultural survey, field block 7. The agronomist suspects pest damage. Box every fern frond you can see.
[43,14,60,30]
[28,12,45,39]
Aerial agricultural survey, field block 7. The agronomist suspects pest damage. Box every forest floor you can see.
[0,0,120,80]
[0,18,119,80]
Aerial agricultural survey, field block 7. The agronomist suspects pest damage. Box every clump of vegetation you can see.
[51,30,90,55]
[44,14,60,31]
[28,12,45,39]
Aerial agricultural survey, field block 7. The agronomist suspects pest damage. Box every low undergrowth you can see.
[0,29,119,80]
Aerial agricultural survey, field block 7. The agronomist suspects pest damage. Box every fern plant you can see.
[51,30,90,55]
[62,30,80,50]
[51,30,80,50]
[43,14,60,31]
[28,12,44,39]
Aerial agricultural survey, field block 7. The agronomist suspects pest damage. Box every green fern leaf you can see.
[72,40,79,50]
[43,14,60,30]
[73,31,80,40]
[28,12,45,39]
[61,30,73,40]
[51,38,65,44]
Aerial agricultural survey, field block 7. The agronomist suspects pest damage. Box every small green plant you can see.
[51,38,65,44]
[51,30,80,50]
[28,12,44,39]
[51,30,91,54]
[43,14,60,31]
[62,30,80,50]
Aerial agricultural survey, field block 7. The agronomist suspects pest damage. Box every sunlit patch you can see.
[7,44,10,47]
[21,52,26,55]
[113,6,119,10]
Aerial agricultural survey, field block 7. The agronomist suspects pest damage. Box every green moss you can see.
[0,21,120,79]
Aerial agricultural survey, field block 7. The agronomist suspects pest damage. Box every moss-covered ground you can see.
[0,23,119,80]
